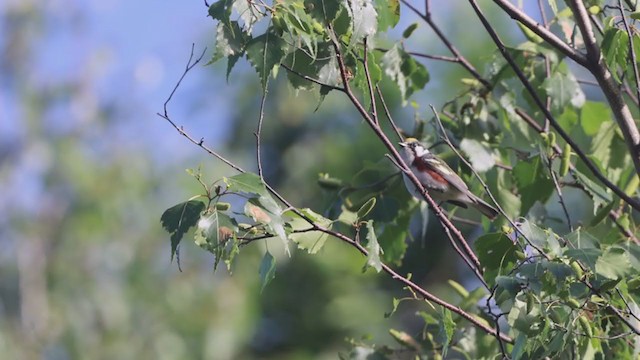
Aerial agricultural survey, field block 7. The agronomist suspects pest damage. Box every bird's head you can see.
[399,138,430,162]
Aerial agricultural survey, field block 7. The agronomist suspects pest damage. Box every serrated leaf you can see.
[601,28,629,83]
[474,233,518,272]
[259,250,276,293]
[365,220,382,272]
[225,172,268,195]
[590,121,615,170]
[194,210,237,247]
[305,0,341,23]
[347,0,378,47]
[194,210,238,270]
[378,205,411,265]
[580,101,611,136]
[513,155,554,214]
[160,200,206,260]
[438,308,455,357]
[565,248,602,271]
[381,44,429,103]
[596,247,632,279]
[542,68,585,112]
[572,170,612,211]
[212,21,250,63]
[284,208,331,254]
[208,0,233,21]
[460,139,495,172]
[246,31,287,88]
[246,196,290,255]
[233,0,264,32]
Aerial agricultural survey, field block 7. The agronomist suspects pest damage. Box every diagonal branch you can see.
[492,0,588,66]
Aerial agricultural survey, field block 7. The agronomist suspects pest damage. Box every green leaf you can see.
[565,248,602,271]
[194,210,239,270]
[513,155,554,214]
[285,208,331,254]
[259,250,276,293]
[475,233,518,272]
[365,220,382,272]
[246,31,287,88]
[596,247,632,279]
[224,173,268,195]
[402,23,418,39]
[580,101,611,136]
[518,219,561,256]
[542,67,585,112]
[378,203,412,265]
[589,121,615,170]
[375,0,399,31]
[571,169,612,211]
[305,0,341,23]
[601,28,629,83]
[347,0,378,47]
[460,139,495,172]
[233,0,264,32]
[194,210,237,247]
[245,196,290,255]
[356,197,377,219]
[211,21,250,64]
[160,200,206,260]
[381,44,429,103]
[438,308,455,357]
[565,228,599,248]
[354,51,382,94]
[208,0,233,21]
[284,45,333,90]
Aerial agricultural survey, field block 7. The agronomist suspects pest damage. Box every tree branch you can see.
[491,0,589,66]
[568,0,640,180]
[468,0,640,211]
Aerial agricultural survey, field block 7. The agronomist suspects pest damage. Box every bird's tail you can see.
[470,195,499,220]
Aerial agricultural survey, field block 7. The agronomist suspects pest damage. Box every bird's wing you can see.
[421,155,470,193]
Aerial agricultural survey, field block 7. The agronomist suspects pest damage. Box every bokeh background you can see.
[1,1,529,359]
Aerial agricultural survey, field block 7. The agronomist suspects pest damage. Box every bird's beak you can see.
[399,142,407,148]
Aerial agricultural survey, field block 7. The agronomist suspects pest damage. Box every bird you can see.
[399,137,499,220]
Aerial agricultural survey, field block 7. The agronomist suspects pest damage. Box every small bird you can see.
[399,138,499,220]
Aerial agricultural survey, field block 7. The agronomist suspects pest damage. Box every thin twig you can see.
[376,86,404,141]
[490,0,588,66]
[280,63,345,92]
[363,37,378,125]
[547,158,573,230]
[401,0,492,89]
[618,0,640,112]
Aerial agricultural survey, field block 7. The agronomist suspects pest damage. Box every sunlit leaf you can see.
[381,44,429,103]
[460,139,495,172]
[285,208,331,254]
[365,220,382,272]
[347,0,377,47]
[375,0,399,31]
[596,247,632,279]
[225,172,268,195]
[572,170,612,211]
